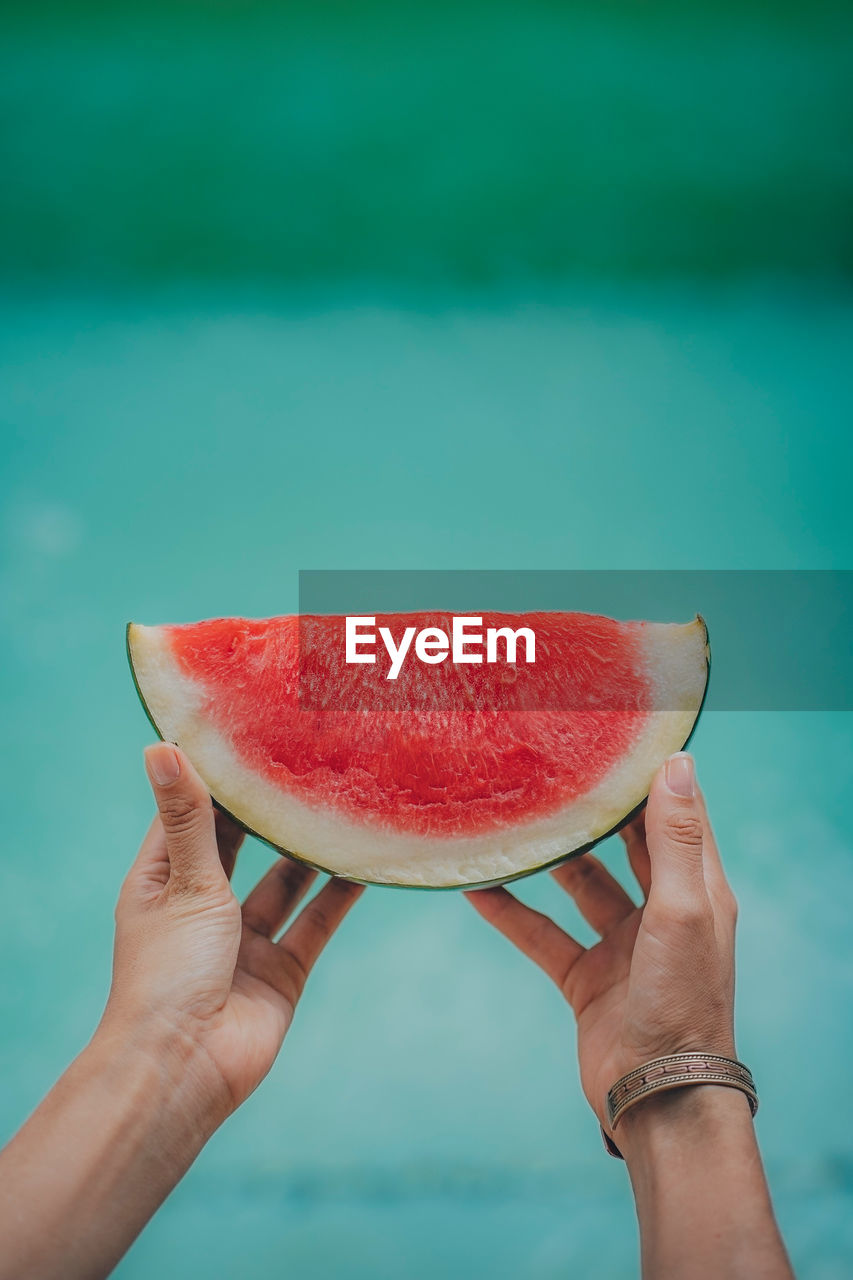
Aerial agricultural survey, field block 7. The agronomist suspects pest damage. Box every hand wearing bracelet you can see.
[603,1052,758,1158]
[467,753,794,1279]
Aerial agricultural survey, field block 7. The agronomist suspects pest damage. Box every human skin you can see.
[0,743,363,1280]
[466,752,794,1279]
[0,748,794,1279]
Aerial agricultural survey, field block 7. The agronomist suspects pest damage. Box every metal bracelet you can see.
[601,1052,758,1160]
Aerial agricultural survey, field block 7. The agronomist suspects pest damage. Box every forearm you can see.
[0,1021,224,1280]
[618,1087,794,1280]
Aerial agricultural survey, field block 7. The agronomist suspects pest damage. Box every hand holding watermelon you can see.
[466,753,738,1136]
[466,755,793,1275]
[102,742,364,1124]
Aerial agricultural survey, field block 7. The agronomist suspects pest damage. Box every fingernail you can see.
[666,752,695,798]
[145,743,180,786]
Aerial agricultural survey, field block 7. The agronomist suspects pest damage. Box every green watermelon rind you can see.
[126,617,710,892]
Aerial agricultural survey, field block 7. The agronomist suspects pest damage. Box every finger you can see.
[133,814,169,875]
[693,785,727,889]
[550,854,636,935]
[464,886,584,990]
[277,878,364,998]
[644,753,709,914]
[214,808,245,880]
[143,743,225,893]
[122,815,170,899]
[242,856,317,937]
[693,784,739,927]
[620,812,651,898]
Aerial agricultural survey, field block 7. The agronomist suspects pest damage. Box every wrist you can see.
[92,1007,231,1145]
[615,1081,756,1170]
[613,1080,793,1279]
[0,1016,227,1280]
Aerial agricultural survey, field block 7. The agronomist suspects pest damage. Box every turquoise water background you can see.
[2,4,853,1277]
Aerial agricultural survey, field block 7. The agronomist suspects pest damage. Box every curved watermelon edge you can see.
[125,616,711,891]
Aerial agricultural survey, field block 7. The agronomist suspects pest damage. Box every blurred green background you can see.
[1,2,852,1277]
[4,0,853,286]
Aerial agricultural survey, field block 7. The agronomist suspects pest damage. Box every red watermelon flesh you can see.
[127,612,708,888]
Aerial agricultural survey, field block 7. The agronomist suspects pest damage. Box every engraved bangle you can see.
[601,1053,758,1160]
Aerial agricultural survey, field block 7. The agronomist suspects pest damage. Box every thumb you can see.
[144,743,224,892]
[643,752,708,916]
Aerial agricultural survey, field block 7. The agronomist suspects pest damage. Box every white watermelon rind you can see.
[126,616,710,890]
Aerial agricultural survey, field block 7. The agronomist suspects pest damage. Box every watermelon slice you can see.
[127,612,709,889]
